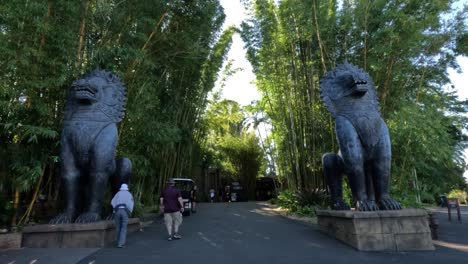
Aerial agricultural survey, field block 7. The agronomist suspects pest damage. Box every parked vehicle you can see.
[173,178,195,216]
[255,177,277,201]
[230,182,247,202]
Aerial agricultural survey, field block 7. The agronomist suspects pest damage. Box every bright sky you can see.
[214,0,259,106]
[448,57,468,180]
[216,0,468,179]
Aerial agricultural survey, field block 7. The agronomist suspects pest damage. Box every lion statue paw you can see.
[356,200,379,211]
[378,197,401,210]
[49,213,73,224]
[75,212,101,223]
[331,199,351,210]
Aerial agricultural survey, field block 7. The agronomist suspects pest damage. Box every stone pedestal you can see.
[316,209,434,251]
[21,218,140,248]
[0,232,22,249]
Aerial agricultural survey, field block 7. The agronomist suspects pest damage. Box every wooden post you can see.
[447,198,461,222]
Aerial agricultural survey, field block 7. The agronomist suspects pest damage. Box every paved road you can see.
[2,202,468,264]
[428,205,468,248]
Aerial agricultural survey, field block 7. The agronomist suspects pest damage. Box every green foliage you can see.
[131,201,145,218]
[448,189,468,204]
[0,0,233,225]
[0,0,466,226]
[294,190,330,209]
[0,193,14,228]
[395,195,425,209]
[342,179,353,206]
[276,189,328,217]
[202,99,265,198]
[276,190,301,212]
[241,0,468,201]
[389,101,467,205]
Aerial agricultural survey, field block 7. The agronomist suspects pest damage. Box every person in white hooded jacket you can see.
[111,183,134,248]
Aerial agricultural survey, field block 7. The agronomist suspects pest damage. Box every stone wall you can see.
[21,218,140,248]
[0,232,22,249]
[316,209,434,251]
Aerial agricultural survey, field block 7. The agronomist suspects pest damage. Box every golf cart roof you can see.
[173,178,194,182]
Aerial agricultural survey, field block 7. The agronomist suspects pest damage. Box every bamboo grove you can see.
[0,0,236,226]
[0,0,467,227]
[241,0,467,204]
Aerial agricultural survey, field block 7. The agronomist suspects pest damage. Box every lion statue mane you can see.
[320,63,401,211]
[50,69,131,224]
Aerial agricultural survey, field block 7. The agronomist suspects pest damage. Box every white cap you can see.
[120,183,129,191]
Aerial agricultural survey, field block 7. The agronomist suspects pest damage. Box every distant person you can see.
[111,183,134,248]
[225,185,231,202]
[190,185,198,213]
[160,178,184,241]
[209,187,215,203]
[218,187,224,202]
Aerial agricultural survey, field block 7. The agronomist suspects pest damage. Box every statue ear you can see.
[101,85,118,106]
[322,95,337,118]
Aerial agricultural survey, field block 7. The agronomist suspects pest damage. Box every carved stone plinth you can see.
[0,232,22,249]
[316,209,434,251]
[22,218,140,248]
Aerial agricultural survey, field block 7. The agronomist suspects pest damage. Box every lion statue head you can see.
[64,69,127,123]
[319,63,379,118]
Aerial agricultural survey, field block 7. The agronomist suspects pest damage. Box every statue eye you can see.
[337,74,354,87]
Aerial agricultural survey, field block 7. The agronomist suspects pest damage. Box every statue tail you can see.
[322,153,347,209]
[111,158,132,195]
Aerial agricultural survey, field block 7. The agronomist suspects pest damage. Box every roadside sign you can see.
[447,198,461,222]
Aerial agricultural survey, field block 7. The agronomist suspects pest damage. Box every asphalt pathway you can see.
[2,202,468,264]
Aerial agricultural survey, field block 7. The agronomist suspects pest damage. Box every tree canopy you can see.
[241,0,467,205]
[0,0,467,227]
[0,0,236,226]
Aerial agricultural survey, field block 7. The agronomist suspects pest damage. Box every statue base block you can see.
[0,232,22,249]
[316,209,434,251]
[21,218,140,248]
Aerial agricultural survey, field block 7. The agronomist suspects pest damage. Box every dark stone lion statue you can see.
[50,69,131,224]
[320,63,401,211]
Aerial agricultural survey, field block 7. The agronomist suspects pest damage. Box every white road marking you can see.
[198,232,219,248]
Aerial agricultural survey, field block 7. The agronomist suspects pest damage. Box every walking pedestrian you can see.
[209,187,215,203]
[218,187,224,202]
[111,183,134,248]
[225,185,231,202]
[190,185,198,213]
[160,178,184,241]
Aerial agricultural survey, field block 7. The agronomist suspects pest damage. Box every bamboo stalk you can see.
[141,12,168,52]
[381,56,395,109]
[11,188,20,226]
[312,0,328,74]
[76,0,90,67]
[126,12,168,77]
[18,166,46,225]
[40,1,52,50]
[362,0,371,71]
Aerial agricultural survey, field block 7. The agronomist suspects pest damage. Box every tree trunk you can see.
[313,0,328,74]
[11,188,20,226]
[76,0,90,67]
[19,165,46,225]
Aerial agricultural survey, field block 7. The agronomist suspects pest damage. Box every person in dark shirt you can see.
[218,187,224,203]
[225,185,231,202]
[190,185,198,213]
[160,178,184,241]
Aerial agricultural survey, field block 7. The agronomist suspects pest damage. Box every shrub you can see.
[448,189,467,204]
[0,193,14,228]
[131,201,144,218]
[275,189,329,217]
